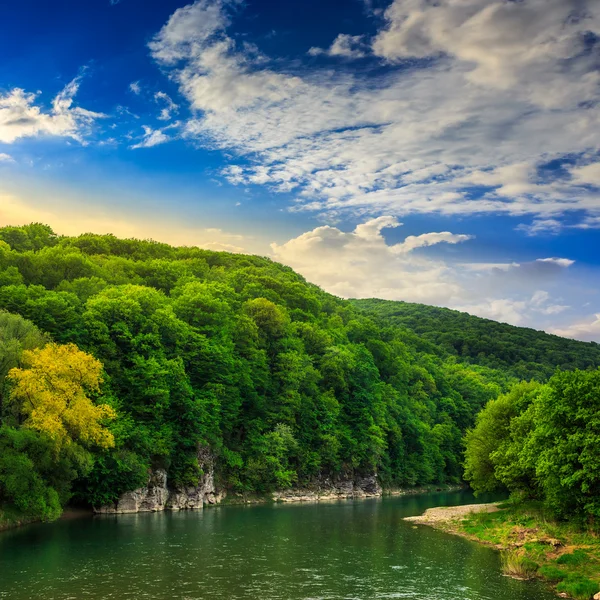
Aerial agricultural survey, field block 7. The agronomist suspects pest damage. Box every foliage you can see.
[352,298,600,381]
[464,369,600,522]
[501,551,538,579]
[0,223,598,523]
[8,343,116,451]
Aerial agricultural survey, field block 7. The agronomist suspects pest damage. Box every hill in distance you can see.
[350,298,600,381]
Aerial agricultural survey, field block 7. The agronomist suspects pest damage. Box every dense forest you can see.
[352,298,600,381]
[0,224,598,524]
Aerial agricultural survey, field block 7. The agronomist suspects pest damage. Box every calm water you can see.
[0,490,556,600]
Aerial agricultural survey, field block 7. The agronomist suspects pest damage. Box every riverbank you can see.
[405,501,600,600]
[0,505,38,532]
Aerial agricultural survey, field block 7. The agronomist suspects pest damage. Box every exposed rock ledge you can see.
[94,449,225,514]
[272,475,382,502]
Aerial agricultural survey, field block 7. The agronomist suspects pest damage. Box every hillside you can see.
[0,223,597,522]
[351,298,600,381]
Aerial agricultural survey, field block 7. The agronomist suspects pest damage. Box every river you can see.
[0,490,557,600]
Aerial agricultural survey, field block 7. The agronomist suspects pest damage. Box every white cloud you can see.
[130,125,170,149]
[154,91,179,120]
[537,257,575,268]
[149,0,235,65]
[0,78,103,144]
[0,153,14,163]
[271,217,577,328]
[129,81,142,95]
[148,0,600,226]
[308,34,368,58]
[516,218,563,236]
[571,162,600,186]
[271,216,470,303]
[550,314,600,342]
[372,0,600,108]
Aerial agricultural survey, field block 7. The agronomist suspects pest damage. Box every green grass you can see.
[557,575,599,600]
[558,550,590,566]
[501,551,539,579]
[454,502,600,599]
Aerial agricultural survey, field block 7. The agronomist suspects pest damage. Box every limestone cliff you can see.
[95,448,224,514]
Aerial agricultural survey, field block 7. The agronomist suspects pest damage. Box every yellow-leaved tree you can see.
[7,343,116,451]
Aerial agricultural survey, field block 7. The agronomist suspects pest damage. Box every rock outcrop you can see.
[271,474,382,503]
[95,448,223,514]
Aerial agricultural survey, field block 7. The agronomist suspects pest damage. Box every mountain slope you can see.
[351,298,600,381]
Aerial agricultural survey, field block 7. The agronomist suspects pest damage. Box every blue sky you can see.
[1,0,599,340]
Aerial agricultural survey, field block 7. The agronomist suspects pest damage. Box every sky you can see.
[0,0,599,341]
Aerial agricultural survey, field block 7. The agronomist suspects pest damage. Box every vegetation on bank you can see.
[458,366,600,598]
[454,502,600,600]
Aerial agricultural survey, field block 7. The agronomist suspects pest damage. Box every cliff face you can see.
[95,448,224,514]
[95,447,386,513]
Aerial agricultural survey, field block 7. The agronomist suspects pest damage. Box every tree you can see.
[463,381,541,494]
[0,311,49,415]
[7,343,115,451]
[523,369,600,520]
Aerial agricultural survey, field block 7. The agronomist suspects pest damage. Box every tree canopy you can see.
[0,224,598,522]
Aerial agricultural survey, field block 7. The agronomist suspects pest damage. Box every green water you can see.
[0,490,557,600]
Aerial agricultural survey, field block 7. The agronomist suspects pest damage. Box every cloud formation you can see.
[130,125,171,149]
[0,78,103,144]
[149,0,600,227]
[271,217,577,329]
[308,34,368,58]
[155,91,179,120]
[551,314,600,342]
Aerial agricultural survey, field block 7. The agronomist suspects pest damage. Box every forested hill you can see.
[0,223,597,523]
[351,298,600,381]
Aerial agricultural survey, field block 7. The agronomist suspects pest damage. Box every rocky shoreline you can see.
[95,451,464,513]
[404,502,500,525]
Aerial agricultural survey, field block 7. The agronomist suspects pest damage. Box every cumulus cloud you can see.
[148,0,600,227]
[130,125,170,149]
[0,153,14,163]
[0,78,103,144]
[271,216,470,303]
[271,217,577,328]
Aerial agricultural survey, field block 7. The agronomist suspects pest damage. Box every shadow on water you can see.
[0,490,557,600]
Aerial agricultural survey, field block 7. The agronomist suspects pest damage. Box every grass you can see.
[501,550,539,579]
[448,501,600,599]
